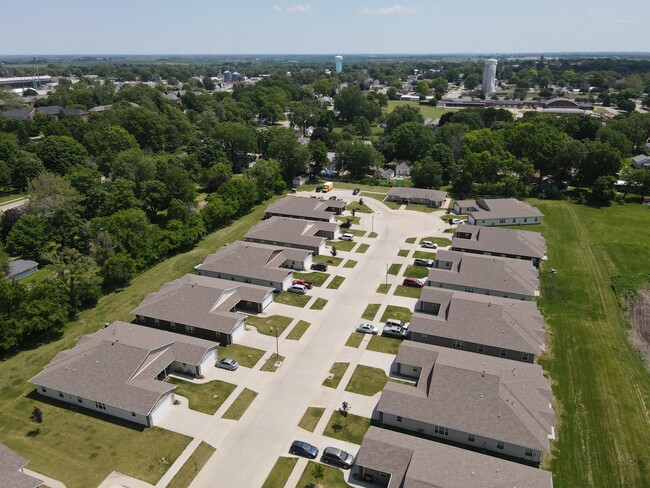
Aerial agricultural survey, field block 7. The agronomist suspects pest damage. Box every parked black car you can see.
[290,440,319,459]
[311,262,328,271]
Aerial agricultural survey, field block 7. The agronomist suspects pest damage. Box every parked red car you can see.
[403,277,424,288]
[292,279,313,289]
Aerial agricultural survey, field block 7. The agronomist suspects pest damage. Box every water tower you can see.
[335,55,343,73]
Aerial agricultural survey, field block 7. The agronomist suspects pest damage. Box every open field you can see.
[386,100,457,120]
[531,200,650,488]
[0,197,278,487]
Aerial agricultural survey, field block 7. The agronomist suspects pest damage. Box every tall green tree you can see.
[411,157,443,189]
[35,136,88,175]
[335,140,384,179]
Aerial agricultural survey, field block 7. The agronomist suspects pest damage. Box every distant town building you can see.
[335,55,343,73]
[481,58,497,93]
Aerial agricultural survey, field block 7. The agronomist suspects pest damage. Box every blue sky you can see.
[1,0,647,55]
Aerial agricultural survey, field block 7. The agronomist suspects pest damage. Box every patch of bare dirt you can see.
[627,288,650,372]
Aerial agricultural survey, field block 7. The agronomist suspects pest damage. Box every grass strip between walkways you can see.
[261,457,298,488]
[167,442,215,488]
[222,388,258,420]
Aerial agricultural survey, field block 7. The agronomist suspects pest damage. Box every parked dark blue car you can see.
[290,440,319,459]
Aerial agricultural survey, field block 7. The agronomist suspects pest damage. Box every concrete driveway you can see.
[153,189,451,488]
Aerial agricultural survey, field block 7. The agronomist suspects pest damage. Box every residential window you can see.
[396,416,403,422]
[524,218,528,223]
[477,344,485,353]
[137,315,144,324]
[500,349,508,357]
[154,318,160,327]
[185,325,195,334]
[468,434,475,442]
[421,334,428,340]
[95,401,106,410]
[525,448,534,457]
[497,441,505,450]
[434,425,449,436]
[77,397,83,403]
[464,287,474,293]
[41,387,47,393]
[499,219,506,224]
[58,392,64,398]
[379,472,388,478]
[131,412,136,417]
[452,340,464,349]
[521,353,530,361]
[412,367,418,372]
[170,323,176,330]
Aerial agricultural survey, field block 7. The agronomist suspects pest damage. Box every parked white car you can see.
[421,241,438,249]
[340,233,354,241]
[288,284,307,294]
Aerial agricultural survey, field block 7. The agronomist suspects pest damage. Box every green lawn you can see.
[246,315,293,337]
[347,201,373,213]
[412,250,437,260]
[286,320,310,341]
[404,204,437,213]
[326,240,356,252]
[397,249,410,257]
[529,200,650,487]
[274,291,311,308]
[222,388,258,420]
[218,344,265,369]
[376,283,390,294]
[312,254,343,266]
[346,228,367,237]
[335,215,361,225]
[368,231,378,238]
[418,236,452,246]
[296,461,352,488]
[367,335,404,355]
[0,191,25,205]
[323,362,349,389]
[293,271,329,286]
[380,305,413,324]
[362,303,380,321]
[343,259,357,268]
[345,332,364,348]
[402,264,430,279]
[310,297,328,310]
[167,378,236,415]
[387,263,402,275]
[355,243,370,253]
[260,353,285,373]
[405,237,417,244]
[386,100,456,120]
[394,285,423,299]
[262,457,298,488]
[440,214,467,222]
[345,365,390,396]
[323,411,371,445]
[167,442,215,488]
[327,275,346,289]
[298,407,325,432]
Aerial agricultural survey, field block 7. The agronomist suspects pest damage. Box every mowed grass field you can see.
[0,196,280,487]
[534,199,650,488]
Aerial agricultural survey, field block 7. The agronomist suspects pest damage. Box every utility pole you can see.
[274,327,279,359]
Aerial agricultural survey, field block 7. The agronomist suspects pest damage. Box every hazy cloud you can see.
[273,5,283,13]
[359,4,416,15]
[287,4,313,14]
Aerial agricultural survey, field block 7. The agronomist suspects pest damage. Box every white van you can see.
[288,284,307,294]
[385,318,409,330]
[340,233,354,241]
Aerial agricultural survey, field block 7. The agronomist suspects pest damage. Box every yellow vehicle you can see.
[322,182,333,193]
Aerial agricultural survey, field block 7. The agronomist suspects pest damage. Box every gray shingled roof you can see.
[246,217,336,248]
[30,322,216,416]
[387,187,446,202]
[356,427,553,488]
[0,444,42,488]
[428,250,539,297]
[265,196,344,221]
[197,241,311,282]
[5,259,38,279]
[412,288,545,355]
[132,274,273,334]
[463,198,543,220]
[452,226,547,260]
[377,342,555,452]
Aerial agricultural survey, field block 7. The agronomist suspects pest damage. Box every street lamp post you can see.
[385,263,388,287]
[274,327,279,359]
